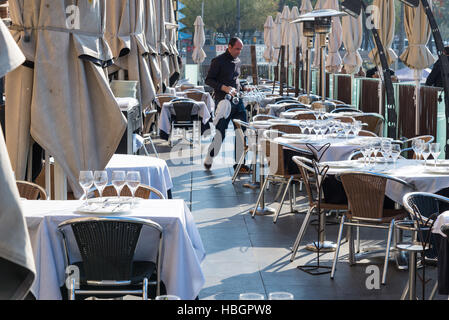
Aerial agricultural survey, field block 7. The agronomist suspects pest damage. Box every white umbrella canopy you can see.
[342,14,363,74]
[368,0,397,67]
[263,15,274,63]
[145,0,162,92]
[0,18,36,300]
[324,0,343,73]
[6,0,126,198]
[273,12,282,65]
[193,16,206,64]
[287,6,300,66]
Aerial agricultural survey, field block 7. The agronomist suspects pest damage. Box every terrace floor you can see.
[152,125,445,300]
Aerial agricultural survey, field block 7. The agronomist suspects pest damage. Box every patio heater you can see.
[396,0,449,157]
[297,19,321,105]
[340,0,398,139]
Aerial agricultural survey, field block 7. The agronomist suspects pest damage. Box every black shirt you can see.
[426,59,444,88]
[205,50,241,102]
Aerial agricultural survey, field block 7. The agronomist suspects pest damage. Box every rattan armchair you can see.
[16,180,48,200]
[231,119,256,183]
[253,114,277,121]
[290,156,348,262]
[92,185,165,200]
[268,124,302,134]
[58,216,164,300]
[400,135,434,159]
[331,172,414,285]
[353,113,384,136]
[292,112,316,121]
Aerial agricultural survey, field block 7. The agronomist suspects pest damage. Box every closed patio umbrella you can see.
[368,0,397,68]
[299,0,313,88]
[156,0,171,91]
[263,16,274,63]
[6,0,126,198]
[107,0,157,109]
[324,0,343,73]
[0,18,35,300]
[193,16,206,64]
[273,12,282,68]
[342,14,363,74]
[166,0,180,85]
[280,5,290,67]
[288,6,300,66]
[400,0,436,134]
[145,0,162,92]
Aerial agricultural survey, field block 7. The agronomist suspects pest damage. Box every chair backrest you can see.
[340,172,412,221]
[283,103,309,111]
[253,114,277,121]
[400,135,435,159]
[331,106,362,114]
[292,156,318,207]
[358,130,378,137]
[273,96,297,103]
[172,101,196,122]
[403,192,449,227]
[184,91,205,102]
[269,124,302,134]
[93,185,165,199]
[16,180,48,200]
[180,84,195,91]
[292,112,316,120]
[285,107,311,113]
[353,113,384,136]
[333,115,356,123]
[58,217,163,283]
[329,99,346,105]
[156,95,177,108]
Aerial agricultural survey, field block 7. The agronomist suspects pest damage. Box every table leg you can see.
[244,130,260,189]
[305,211,337,252]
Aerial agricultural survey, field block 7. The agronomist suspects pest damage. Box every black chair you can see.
[58,216,164,300]
[330,106,362,114]
[274,98,297,105]
[170,100,201,147]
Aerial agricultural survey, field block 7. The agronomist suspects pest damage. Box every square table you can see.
[23,199,205,300]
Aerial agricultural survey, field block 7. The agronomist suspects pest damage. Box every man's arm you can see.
[425,59,441,87]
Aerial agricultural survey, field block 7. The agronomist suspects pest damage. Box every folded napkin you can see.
[214,100,231,126]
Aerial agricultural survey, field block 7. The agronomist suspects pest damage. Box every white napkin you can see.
[213,100,232,126]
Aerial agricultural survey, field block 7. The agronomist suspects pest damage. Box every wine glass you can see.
[111,171,126,201]
[126,171,141,207]
[239,293,265,300]
[380,140,392,162]
[306,120,314,135]
[353,120,362,136]
[299,120,307,134]
[79,171,94,206]
[430,143,441,167]
[412,139,423,160]
[342,122,351,140]
[313,121,321,139]
[391,144,401,167]
[421,144,431,167]
[268,292,294,300]
[93,171,108,203]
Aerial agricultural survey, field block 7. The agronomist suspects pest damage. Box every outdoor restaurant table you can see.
[159,100,212,138]
[322,159,449,204]
[176,91,215,114]
[106,154,173,199]
[23,199,206,300]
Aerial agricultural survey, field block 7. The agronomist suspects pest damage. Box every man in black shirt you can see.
[204,38,249,171]
[425,46,449,88]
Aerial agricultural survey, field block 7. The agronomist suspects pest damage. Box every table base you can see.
[305,241,337,252]
[297,265,332,276]
[251,206,276,216]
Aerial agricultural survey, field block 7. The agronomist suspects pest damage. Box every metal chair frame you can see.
[58,216,163,300]
[169,99,202,148]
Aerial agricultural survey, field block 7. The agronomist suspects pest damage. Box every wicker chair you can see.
[400,135,434,159]
[269,124,302,134]
[252,130,314,223]
[290,156,348,262]
[155,95,177,111]
[16,180,48,200]
[331,106,362,114]
[331,172,414,285]
[358,130,378,137]
[92,185,165,199]
[253,114,277,121]
[58,216,164,300]
[184,91,206,102]
[332,115,356,123]
[292,112,317,121]
[353,113,384,136]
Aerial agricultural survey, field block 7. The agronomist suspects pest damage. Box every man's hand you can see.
[221,85,237,96]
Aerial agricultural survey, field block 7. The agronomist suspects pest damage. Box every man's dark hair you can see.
[228,37,242,47]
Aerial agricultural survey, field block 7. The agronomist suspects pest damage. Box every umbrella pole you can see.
[414,69,422,136]
[272,47,281,94]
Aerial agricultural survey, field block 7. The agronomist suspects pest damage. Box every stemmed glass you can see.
[391,144,401,167]
[299,120,307,134]
[306,120,314,135]
[342,122,352,140]
[430,143,441,167]
[126,171,141,207]
[93,171,108,203]
[360,145,370,167]
[111,171,126,201]
[353,121,362,136]
[412,139,423,160]
[380,140,392,162]
[421,144,431,167]
[313,121,321,139]
[79,171,94,206]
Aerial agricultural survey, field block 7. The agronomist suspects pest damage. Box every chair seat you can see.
[73,261,156,285]
[347,209,408,223]
[319,202,348,211]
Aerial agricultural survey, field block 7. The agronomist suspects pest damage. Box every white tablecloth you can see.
[106,154,173,199]
[432,211,449,237]
[23,199,206,300]
[159,101,211,137]
[323,159,449,204]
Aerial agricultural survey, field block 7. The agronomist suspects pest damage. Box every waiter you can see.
[425,46,449,88]
[204,37,249,172]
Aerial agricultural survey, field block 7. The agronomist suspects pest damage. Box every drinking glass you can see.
[412,139,423,160]
[93,171,108,203]
[239,293,265,300]
[268,292,294,300]
[299,121,307,134]
[360,146,369,167]
[342,123,351,139]
[380,140,392,161]
[313,121,321,139]
[313,110,320,120]
[306,120,314,135]
[430,143,441,167]
[126,171,141,206]
[391,144,401,166]
[421,144,430,167]
[155,295,181,300]
[353,121,362,136]
[79,171,94,206]
[111,171,126,200]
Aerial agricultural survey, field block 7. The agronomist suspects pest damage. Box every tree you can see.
[182,0,277,43]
